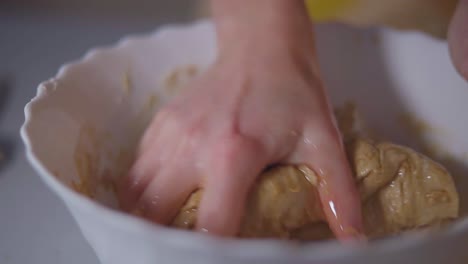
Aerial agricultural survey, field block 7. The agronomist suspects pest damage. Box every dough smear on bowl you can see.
[170,104,460,240]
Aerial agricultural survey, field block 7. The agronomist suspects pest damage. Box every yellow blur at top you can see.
[304,0,458,38]
[305,0,356,21]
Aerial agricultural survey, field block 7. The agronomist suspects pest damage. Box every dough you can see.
[171,104,459,240]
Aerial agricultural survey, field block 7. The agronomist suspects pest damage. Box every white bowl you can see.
[21,20,468,264]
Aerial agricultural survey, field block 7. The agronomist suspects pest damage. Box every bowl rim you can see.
[20,19,468,261]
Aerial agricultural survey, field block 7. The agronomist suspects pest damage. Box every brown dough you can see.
[171,104,459,240]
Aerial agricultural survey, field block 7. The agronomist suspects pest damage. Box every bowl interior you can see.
[23,21,468,234]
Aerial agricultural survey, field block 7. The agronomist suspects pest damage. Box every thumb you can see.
[291,126,364,240]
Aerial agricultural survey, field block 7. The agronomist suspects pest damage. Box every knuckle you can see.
[162,107,183,127]
[184,119,204,140]
[153,106,173,123]
[218,135,245,160]
[211,135,243,164]
[155,106,192,137]
[214,132,264,165]
[160,106,204,140]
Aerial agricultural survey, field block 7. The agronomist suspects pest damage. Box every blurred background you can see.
[2,0,203,18]
[0,2,207,263]
[1,1,463,264]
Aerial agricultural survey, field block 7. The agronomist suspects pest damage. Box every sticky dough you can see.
[171,104,459,240]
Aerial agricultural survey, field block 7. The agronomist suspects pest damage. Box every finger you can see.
[139,108,178,155]
[448,0,468,80]
[136,165,197,225]
[292,127,364,240]
[196,137,266,236]
[117,152,160,212]
[119,116,182,211]
[118,126,178,211]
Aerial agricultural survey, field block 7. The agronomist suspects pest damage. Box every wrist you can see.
[211,0,315,55]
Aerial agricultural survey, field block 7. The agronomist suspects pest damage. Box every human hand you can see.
[119,0,363,240]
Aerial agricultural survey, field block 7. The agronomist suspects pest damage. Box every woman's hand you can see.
[119,0,363,240]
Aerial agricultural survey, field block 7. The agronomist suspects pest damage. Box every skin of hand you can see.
[118,0,363,240]
[448,0,468,80]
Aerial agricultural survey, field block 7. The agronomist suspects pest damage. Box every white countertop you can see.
[0,9,191,264]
